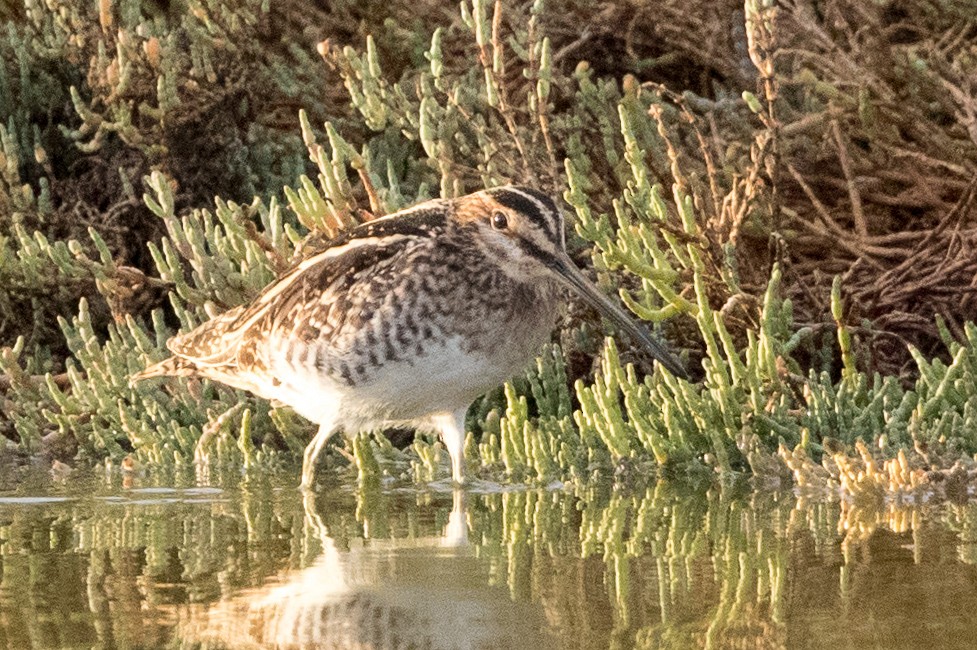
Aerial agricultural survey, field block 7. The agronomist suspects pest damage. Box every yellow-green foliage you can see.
[2,0,977,486]
[0,0,339,361]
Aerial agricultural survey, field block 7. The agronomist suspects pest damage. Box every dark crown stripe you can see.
[489,186,558,235]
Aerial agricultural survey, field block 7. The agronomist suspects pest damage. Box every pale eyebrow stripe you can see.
[490,187,558,238]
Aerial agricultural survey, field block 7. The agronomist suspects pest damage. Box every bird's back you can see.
[135,204,445,388]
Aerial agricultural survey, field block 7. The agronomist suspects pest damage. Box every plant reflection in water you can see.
[179,488,554,650]
[3,474,977,649]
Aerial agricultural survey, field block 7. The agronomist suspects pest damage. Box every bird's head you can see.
[455,185,566,282]
[455,185,687,379]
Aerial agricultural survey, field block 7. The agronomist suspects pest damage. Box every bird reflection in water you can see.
[177,488,553,650]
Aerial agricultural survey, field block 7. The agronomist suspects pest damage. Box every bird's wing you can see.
[165,203,449,370]
[165,304,248,366]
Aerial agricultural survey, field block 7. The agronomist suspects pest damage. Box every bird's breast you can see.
[269,273,560,424]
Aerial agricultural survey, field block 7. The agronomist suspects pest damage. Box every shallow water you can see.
[0,469,976,649]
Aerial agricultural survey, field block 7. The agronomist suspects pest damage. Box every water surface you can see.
[0,469,975,649]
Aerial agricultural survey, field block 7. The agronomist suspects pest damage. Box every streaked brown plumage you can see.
[133,186,685,487]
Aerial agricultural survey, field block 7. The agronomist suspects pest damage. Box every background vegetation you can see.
[0,0,976,496]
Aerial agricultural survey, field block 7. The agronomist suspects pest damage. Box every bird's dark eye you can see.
[491,212,508,230]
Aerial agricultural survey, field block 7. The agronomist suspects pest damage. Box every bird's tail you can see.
[130,356,200,386]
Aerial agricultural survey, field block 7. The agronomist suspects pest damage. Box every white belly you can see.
[264,334,539,431]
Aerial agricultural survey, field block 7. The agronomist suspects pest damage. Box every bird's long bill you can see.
[550,255,688,380]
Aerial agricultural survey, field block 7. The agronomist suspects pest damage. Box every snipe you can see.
[133,186,685,487]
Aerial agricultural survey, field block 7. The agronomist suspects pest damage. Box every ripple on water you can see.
[0,496,74,505]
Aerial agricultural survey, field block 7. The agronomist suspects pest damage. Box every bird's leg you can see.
[302,423,339,489]
[433,409,469,486]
